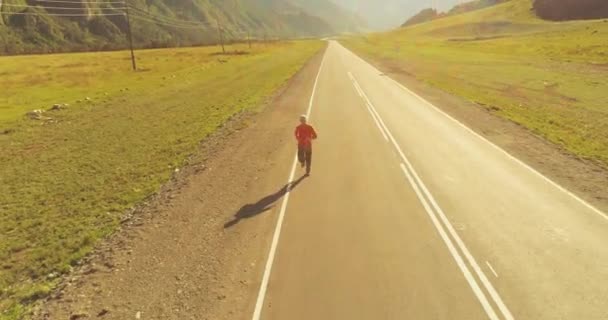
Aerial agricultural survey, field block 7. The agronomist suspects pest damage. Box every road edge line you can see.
[353,70,504,320]
[387,77,608,222]
[251,48,327,320]
[341,43,607,222]
[351,70,512,320]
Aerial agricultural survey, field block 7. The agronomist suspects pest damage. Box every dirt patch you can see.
[32,47,326,320]
[499,83,578,104]
[210,50,251,56]
[447,35,509,42]
[370,58,608,212]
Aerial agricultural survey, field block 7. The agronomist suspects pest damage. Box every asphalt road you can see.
[251,41,608,320]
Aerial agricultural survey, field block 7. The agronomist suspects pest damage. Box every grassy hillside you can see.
[343,0,608,166]
[449,0,508,15]
[0,40,323,319]
[401,8,442,27]
[0,0,340,54]
[402,0,508,27]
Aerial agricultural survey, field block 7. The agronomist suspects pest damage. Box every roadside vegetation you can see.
[343,0,608,167]
[0,40,323,319]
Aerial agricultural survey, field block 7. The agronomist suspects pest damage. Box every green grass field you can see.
[343,0,608,166]
[0,41,323,319]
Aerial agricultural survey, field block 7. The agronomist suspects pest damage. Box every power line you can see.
[34,0,125,4]
[1,11,124,16]
[129,14,203,29]
[129,9,200,26]
[4,0,228,31]
[2,4,126,10]
[0,0,259,68]
[128,5,212,27]
[130,13,205,29]
[130,15,201,29]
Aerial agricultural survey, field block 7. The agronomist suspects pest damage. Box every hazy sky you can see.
[331,0,463,29]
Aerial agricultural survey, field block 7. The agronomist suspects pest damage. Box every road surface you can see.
[251,41,608,320]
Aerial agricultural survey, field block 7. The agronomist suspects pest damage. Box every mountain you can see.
[401,8,443,27]
[401,0,508,27]
[330,0,463,30]
[448,0,508,15]
[0,0,357,55]
[401,0,608,29]
[288,0,365,33]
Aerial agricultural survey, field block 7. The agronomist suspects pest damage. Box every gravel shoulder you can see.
[33,48,326,320]
[366,56,608,214]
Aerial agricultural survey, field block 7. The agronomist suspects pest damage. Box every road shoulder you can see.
[33,47,327,320]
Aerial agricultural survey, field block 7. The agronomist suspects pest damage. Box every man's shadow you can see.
[224,175,308,228]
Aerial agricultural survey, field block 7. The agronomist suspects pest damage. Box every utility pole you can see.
[216,20,225,54]
[247,30,251,49]
[124,4,136,71]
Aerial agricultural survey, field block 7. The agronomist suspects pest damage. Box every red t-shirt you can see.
[295,124,317,148]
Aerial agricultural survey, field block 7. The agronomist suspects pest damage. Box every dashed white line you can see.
[251,51,326,320]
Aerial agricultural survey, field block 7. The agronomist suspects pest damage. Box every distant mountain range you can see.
[330,0,462,30]
[401,0,507,27]
[399,0,608,28]
[0,0,363,54]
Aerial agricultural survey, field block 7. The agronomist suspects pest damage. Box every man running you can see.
[295,115,317,175]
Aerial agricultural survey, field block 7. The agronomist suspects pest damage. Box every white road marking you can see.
[348,72,389,141]
[343,43,608,223]
[388,77,608,223]
[486,261,499,278]
[251,52,327,320]
[363,101,389,141]
[348,72,364,98]
[350,73,514,320]
[364,102,389,141]
[399,164,500,320]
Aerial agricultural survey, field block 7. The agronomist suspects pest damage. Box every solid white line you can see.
[344,43,608,222]
[348,72,364,98]
[486,261,499,278]
[353,80,365,98]
[399,164,500,320]
[349,77,389,141]
[364,102,389,142]
[388,77,608,222]
[410,157,515,320]
[307,54,327,118]
[352,76,392,139]
[351,71,513,320]
[251,51,326,320]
